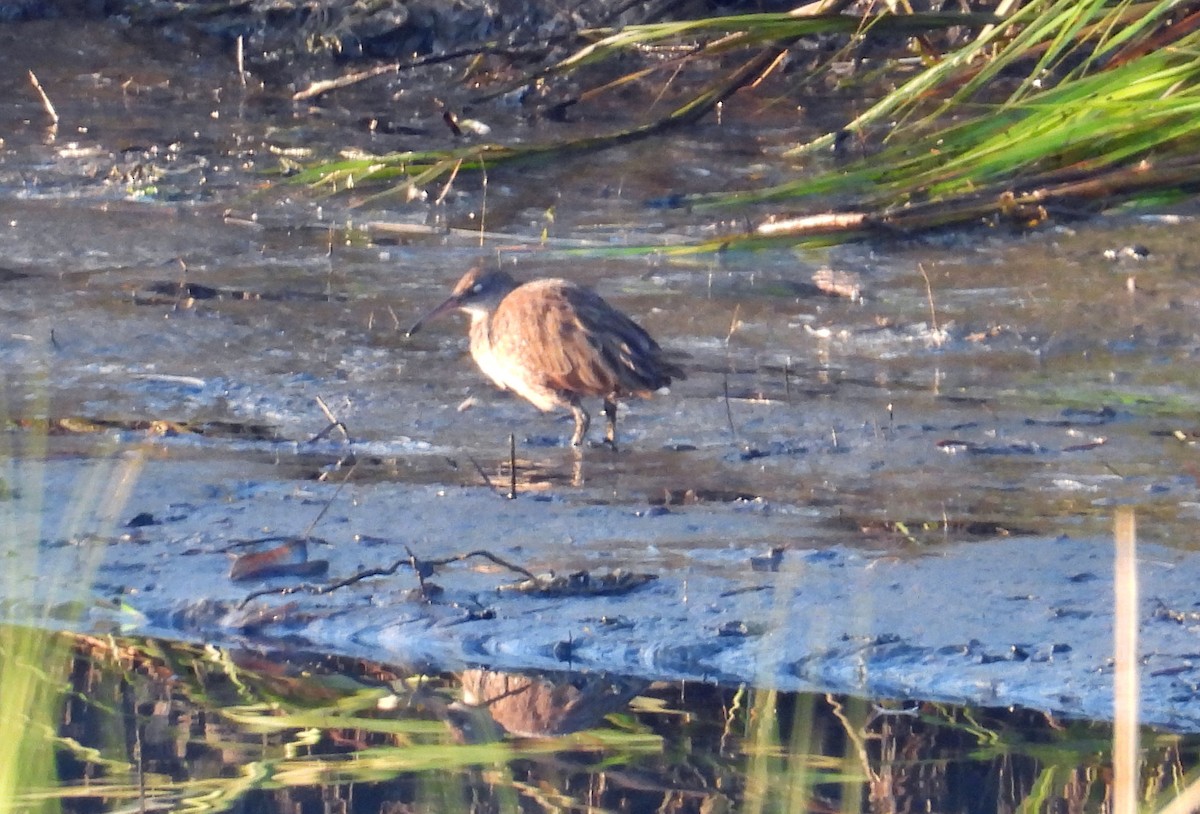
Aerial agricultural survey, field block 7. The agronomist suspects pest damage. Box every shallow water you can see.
[4,9,1200,779]
[28,634,1200,814]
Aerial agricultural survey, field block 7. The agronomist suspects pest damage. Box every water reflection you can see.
[30,634,1200,813]
[450,669,648,740]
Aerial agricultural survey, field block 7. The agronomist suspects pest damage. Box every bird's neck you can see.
[467,310,495,351]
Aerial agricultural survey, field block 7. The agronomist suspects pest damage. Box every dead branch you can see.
[238,544,539,607]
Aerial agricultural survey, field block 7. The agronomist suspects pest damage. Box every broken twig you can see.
[238,546,538,607]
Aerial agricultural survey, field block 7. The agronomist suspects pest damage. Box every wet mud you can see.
[13,455,1200,731]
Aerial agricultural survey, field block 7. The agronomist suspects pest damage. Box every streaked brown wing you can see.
[491,278,684,398]
[561,285,671,394]
[489,281,621,397]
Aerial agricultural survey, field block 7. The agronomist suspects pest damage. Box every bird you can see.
[407,266,685,449]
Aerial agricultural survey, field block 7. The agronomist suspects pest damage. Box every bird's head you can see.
[407,267,518,336]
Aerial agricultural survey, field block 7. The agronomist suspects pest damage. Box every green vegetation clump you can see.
[294,1,1200,250]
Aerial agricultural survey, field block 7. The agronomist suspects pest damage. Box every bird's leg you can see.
[569,398,591,447]
[603,398,619,451]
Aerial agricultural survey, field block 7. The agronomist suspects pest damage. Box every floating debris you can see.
[750,545,786,572]
[229,537,330,582]
[500,568,657,598]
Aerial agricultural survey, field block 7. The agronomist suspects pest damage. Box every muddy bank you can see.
[0,0,813,65]
[7,455,1199,732]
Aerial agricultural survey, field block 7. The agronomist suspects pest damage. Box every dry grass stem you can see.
[293,61,401,101]
[434,158,463,207]
[723,374,737,440]
[507,432,517,500]
[27,70,58,125]
[828,694,881,786]
[478,157,488,246]
[917,263,940,336]
[306,459,356,534]
[725,304,742,343]
[236,35,245,86]
[312,395,351,442]
[1113,507,1139,814]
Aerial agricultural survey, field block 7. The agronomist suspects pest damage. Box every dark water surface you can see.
[38,635,1200,813]
[5,15,1200,812]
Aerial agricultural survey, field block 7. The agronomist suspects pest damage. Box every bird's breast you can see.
[468,316,565,411]
[468,318,508,389]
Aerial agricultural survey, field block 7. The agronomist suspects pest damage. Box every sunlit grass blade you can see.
[548,10,1000,74]
[694,28,1200,239]
[288,0,1200,253]
[292,10,997,197]
[293,43,793,196]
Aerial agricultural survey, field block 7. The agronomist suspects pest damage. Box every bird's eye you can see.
[472,283,483,294]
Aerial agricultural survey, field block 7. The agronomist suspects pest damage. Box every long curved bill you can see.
[406,295,460,337]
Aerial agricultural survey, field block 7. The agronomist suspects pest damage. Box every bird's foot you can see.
[571,437,619,452]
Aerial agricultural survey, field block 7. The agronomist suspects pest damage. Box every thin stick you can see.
[507,432,517,500]
[28,70,58,125]
[304,459,357,536]
[827,694,882,786]
[466,454,498,492]
[311,395,352,442]
[236,35,246,86]
[294,62,401,100]
[290,44,545,102]
[783,355,792,402]
[648,58,688,113]
[424,548,537,579]
[434,158,463,207]
[723,374,737,440]
[748,48,789,89]
[1112,507,1139,814]
[724,304,741,344]
[917,262,940,335]
[478,156,488,247]
[404,544,429,595]
[314,394,339,426]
